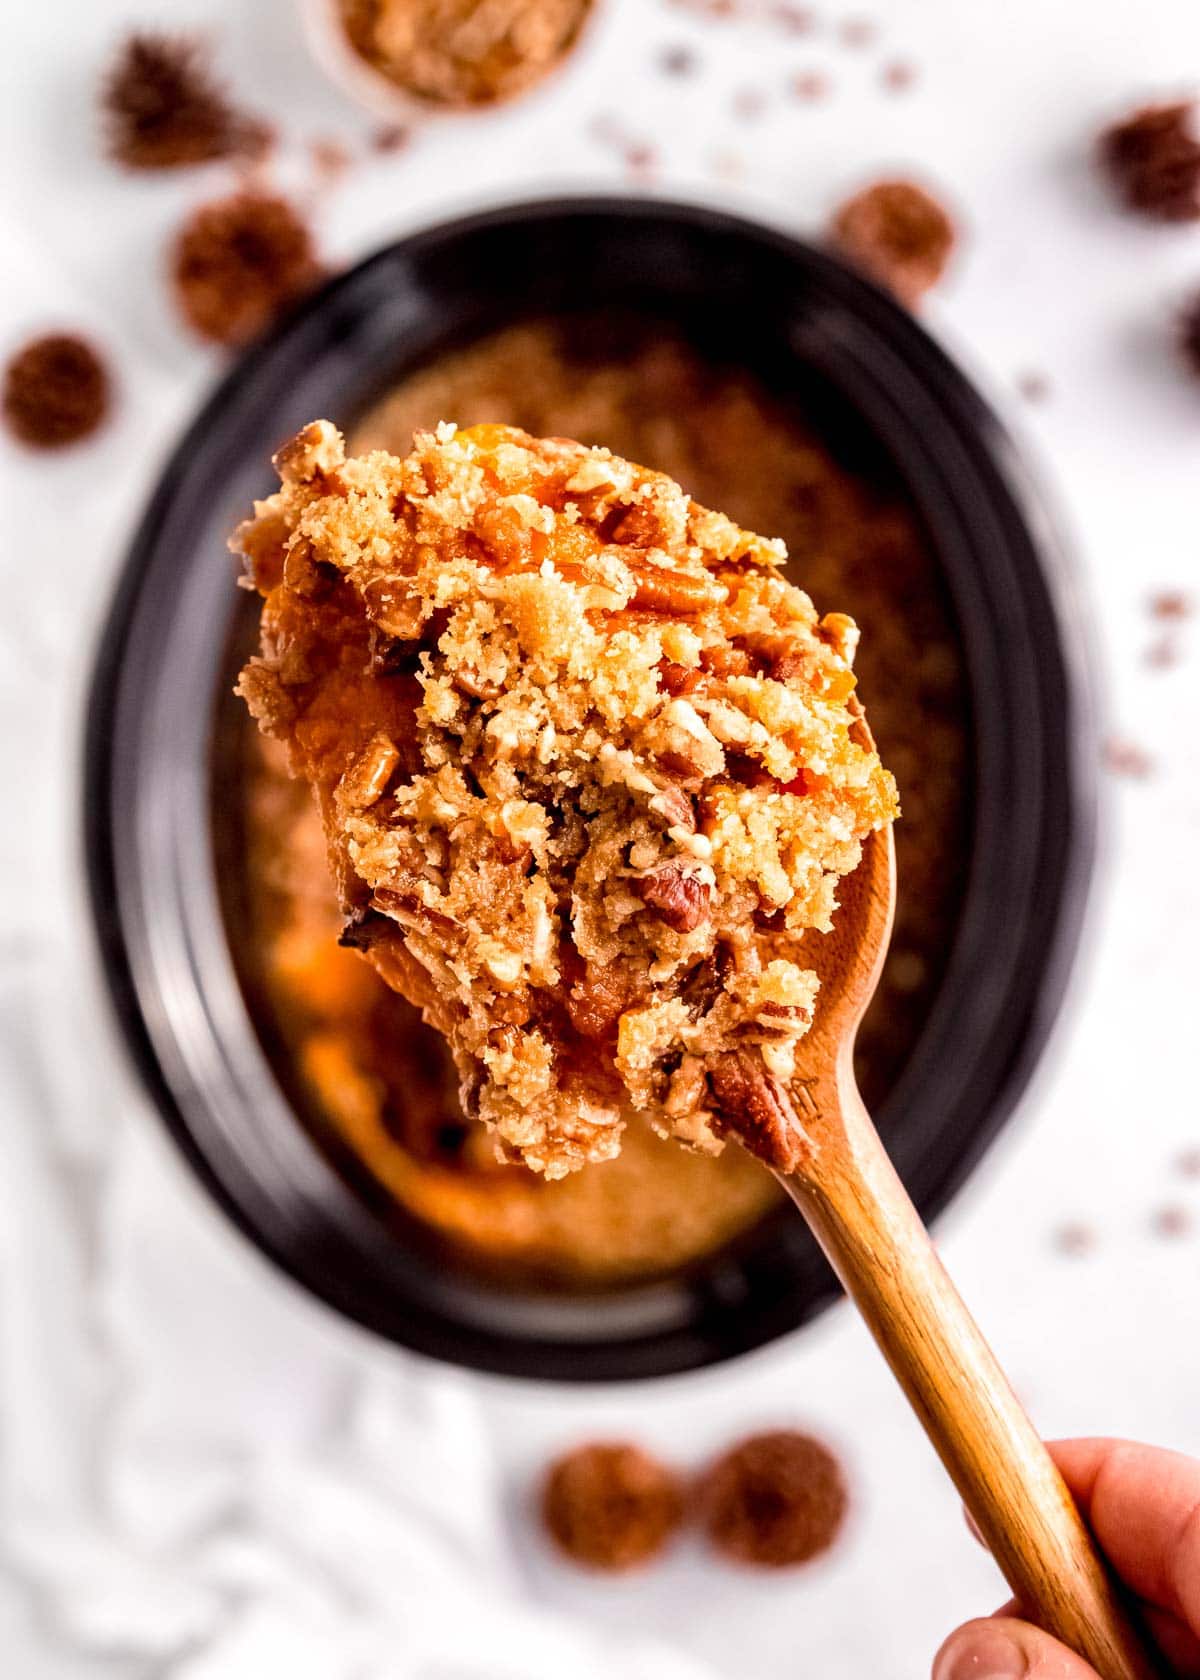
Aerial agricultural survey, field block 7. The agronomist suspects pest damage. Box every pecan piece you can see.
[648,783,695,832]
[699,643,753,678]
[282,536,340,600]
[708,1053,808,1172]
[337,906,392,951]
[339,732,400,809]
[633,864,711,933]
[817,611,860,665]
[565,956,646,1041]
[658,660,701,697]
[372,886,458,941]
[628,562,727,616]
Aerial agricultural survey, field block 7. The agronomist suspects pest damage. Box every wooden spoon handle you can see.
[779,1083,1162,1680]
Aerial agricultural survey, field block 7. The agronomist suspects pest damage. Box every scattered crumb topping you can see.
[831,178,956,307]
[541,1443,684,1570]
[236,422,896,1177]
[2,334,110,449]
[1016,370,1052,404]
[337,0,593,107]
[1152,1204,1192,1239]
[101,32,271,171]
[1098,101,1200,222]
[699,1430,848,1567]
[1103,737,1154,779]
[1150,590,1192,621]
[171,191,323,347]
[1053,1221,1097,1258]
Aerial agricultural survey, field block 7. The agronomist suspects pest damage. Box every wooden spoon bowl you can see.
[760,803,1160,1680]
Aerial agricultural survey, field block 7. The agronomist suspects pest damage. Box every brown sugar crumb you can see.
[172,191,323,348]
[791,69,830,102]
[235,422,896,1179]
[1150,590,1192,621]
[773,3,816,32]
[733,87,768,121]
[1016,370,1052,404]
[541,1443,684,1570]
[372,123,413,153]
[2,334,110,449]
[624,141,659,180]
[831,179,955,307]
[310,136,354,184]
[1103,737,1153,779]
[336,0,593,108]
[1099,102,1200,222]
[1053,1221,1097,1257]
[1153,1204,1192,1239]
[838,15,876,47]
[880,58,917,93]
[700,1430,848,1567]
[661,44,698,75]
[1144,636,1179,670]
[101,32,271,172]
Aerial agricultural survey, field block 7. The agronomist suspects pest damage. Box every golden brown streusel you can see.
[337,0,591,107]
[831,179,956,307]
[541,1442,685,1570]
[699,1430,848,1567]
[236,422,897,1177]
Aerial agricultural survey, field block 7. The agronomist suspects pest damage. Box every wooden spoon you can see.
[753,801,1159,1679]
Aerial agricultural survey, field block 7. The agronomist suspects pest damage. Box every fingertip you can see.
[933,1616,1099,1680]
[934,1619,1028,1680]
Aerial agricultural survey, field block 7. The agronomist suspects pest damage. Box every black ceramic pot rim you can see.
[83,196,1097,1383]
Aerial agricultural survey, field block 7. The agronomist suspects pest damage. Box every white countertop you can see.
[2,1,1200,1676]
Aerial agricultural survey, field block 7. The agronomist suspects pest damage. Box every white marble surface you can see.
[3,1,1200,1675]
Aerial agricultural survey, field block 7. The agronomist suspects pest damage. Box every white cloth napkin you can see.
[0,207,719,1680]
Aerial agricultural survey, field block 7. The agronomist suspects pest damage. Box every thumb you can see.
[933,1616,1101,1680]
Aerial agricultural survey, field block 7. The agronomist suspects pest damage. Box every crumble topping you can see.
[337,0,592,107]
[235,421,897,1178]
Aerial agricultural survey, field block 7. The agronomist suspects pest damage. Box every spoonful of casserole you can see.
[235,420,1157,1680]
[236,419,895,1177]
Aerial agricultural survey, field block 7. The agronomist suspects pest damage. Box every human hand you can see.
[933,1439,1200,1679]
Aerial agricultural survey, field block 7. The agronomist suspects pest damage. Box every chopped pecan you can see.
[565,955,646,1041]
[372,886,458,941]
[657,748,709,783]
[664,1054,709,1119]
[648,783,695,831]
[708,1053,808,1172]
[492,832,533,867]
[771,652,806,683]
[282,536,339,600]
[817,611,860,665]
[628,561,727,616]
[658,660,701,697]
[699,644,753,678]
[337,906,391,951]
[454,666,502,701]
[273,420,345,488]
[607,500,669,547]
[633,864,711,933]
[339,732,400,809]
